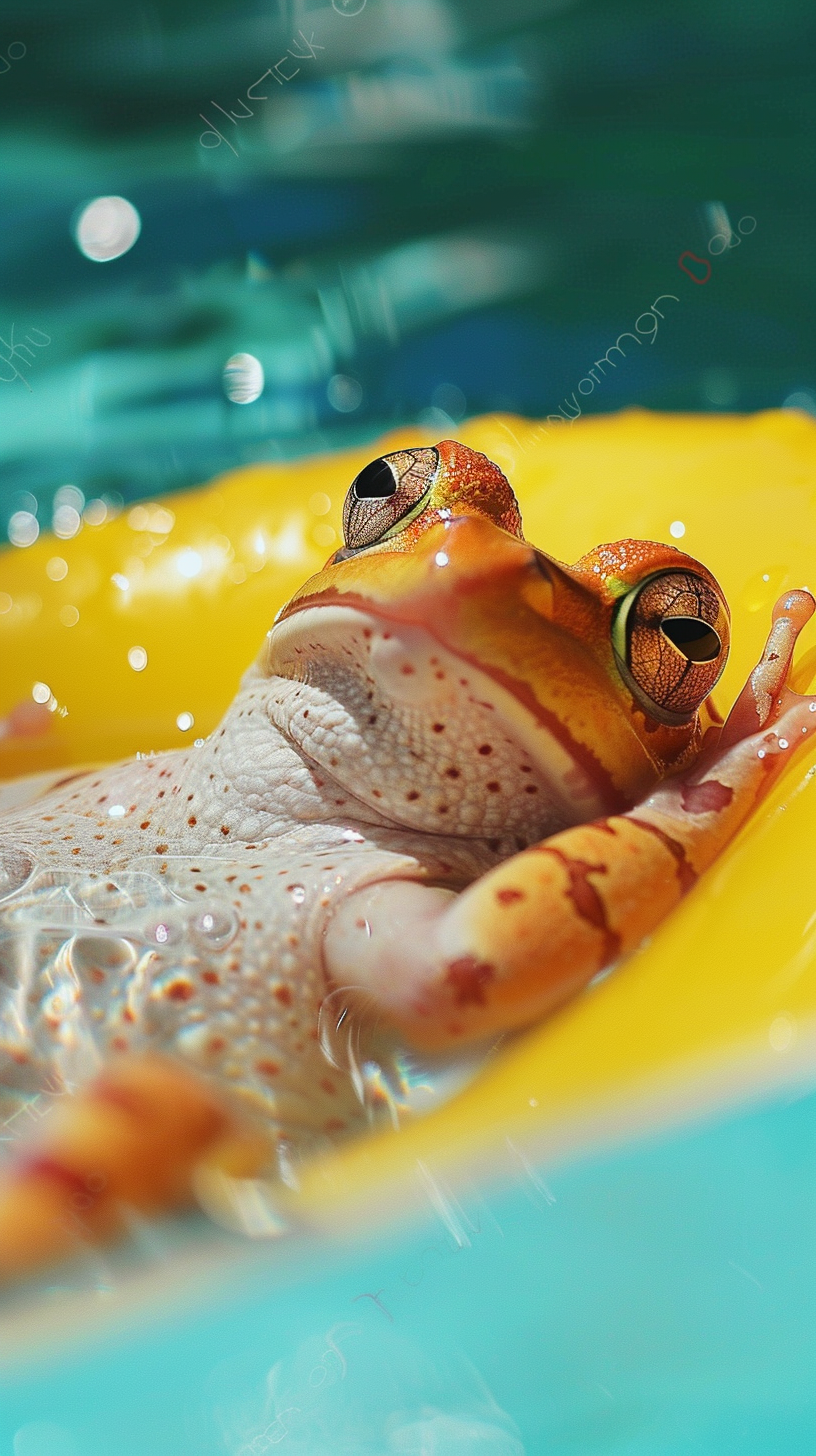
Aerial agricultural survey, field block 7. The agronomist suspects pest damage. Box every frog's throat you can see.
[264,603,623,838]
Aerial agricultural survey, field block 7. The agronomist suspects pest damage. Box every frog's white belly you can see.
[0,832,428,1161]
[0,671,517,1169]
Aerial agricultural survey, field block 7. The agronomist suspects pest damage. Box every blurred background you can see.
[1,0,815,544]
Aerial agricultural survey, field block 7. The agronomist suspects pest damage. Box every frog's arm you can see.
[326,592,816,1052]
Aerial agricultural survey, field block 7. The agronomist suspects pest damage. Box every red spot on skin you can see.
[156,844,168,854]
[140,821,150,830]
[256,1060,280,1078]
[111,1037,128,1052]
[680,780,734,814]
[221,826,230,836]
[445,767,460,779]
[122,1008,135,1024]
[524,785,538,794]
[628,816,697,893]
[20,1156,104,1209]
[188,816,197,826]
[478,744,493,756]
[88,968,105,984]
[239,883,251,893]
[208,1038,226,1054]
[432,723,445,733]
[71,847,81,855]
[496,887,525,905]
[166,980,194,1001]
[486,781,500,793]
[445,956,495,1007]
[195,884,206,892]
[324,1118,345,1133]
[400,663,415,675]
[320,1078,336,1095]
[274,984,293,1006]
[202,970,219,985]
[539,847,620,964]
[254,920,262,931]
[406,790,420,801]
[226,875,237,883]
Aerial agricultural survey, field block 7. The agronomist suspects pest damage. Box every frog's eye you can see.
[341,447,439,551]
[612,570,730,722]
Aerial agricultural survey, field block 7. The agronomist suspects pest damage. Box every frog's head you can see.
[264,442,729,841]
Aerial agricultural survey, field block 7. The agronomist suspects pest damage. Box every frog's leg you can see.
[326,591,816,1052]
[0,1056,264,1281]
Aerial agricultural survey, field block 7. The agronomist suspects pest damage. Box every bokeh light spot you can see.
[74,196,141,262]
[327,374,363,412]
[8,511,39,548]
[176,548,203,578]
[223,353,265,404]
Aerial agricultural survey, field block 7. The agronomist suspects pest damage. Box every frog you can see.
[0,438,814,1279]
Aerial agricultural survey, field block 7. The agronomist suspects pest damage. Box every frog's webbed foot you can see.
[325,592,816,1053]
[0,1055,266,1282]
[717,589,816,751]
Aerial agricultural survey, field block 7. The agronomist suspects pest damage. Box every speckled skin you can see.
[0,664,511,1153]
[2,438,815,1188]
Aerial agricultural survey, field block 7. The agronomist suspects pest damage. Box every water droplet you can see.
[68,933,136,981]
[669,521,685,539]
[189,905,237,950]
[286,884,306,905]
[128,646,148,671]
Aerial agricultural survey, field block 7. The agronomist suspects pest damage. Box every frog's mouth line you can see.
[267,600,624,825]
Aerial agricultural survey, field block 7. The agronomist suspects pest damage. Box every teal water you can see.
[2,0,815,539]
[2,1088,814,1454]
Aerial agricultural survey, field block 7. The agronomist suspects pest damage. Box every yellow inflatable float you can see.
[1,408,815,1237]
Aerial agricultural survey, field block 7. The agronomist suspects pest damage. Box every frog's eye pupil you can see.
[611,569,730,723]
[340,446,439,552]
[660,616,722,663]
[351,458,397,500]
